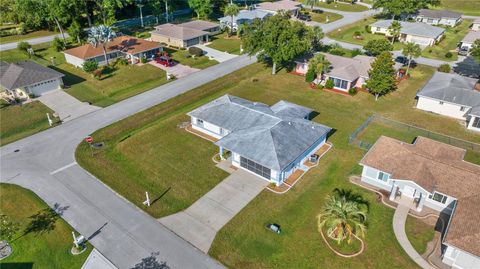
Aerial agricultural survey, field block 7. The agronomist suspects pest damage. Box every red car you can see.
[155,55,175,67]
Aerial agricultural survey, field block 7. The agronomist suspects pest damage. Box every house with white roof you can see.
[416,72,480,132]
[187,95,331,186]
[218,10,271,31]
[472,18,480,31]
[359,136,480,269]
[255,0,301,15]
[370,20,445,46]
[413,9,462,27]
[460,31,480,52]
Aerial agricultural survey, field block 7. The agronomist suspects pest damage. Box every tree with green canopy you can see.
[88,25,117,65]
[308,53,331,80]
[388,20,401,44]
[224,3,240,37]
[366,51,397,100]
[188,0,212,20]
[363,39,393,56]
[470,39,480,63]
[373,0,440,19]
[401,42,421,75]
[242,13,314,75]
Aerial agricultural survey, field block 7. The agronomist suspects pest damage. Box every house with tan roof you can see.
[63,35,162,67]
[150,20,220,48]
[295,53,402,92]
[359,136,480,269]
[255,0,301,15]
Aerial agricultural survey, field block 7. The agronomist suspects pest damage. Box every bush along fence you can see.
[349,114,480,152]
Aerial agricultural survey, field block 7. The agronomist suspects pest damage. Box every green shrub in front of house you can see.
[82,61,98,73]
[188,46,203,57]
[305,69,316,83]
[349,87,357,96]
[438,64,451,73]
[444,51,453,58]
[325,79,334,89]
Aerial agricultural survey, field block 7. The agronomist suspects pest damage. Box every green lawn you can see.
[206,32,242,55]
[305,0,369,12]
[165,47,219,69]
[405,216,436,255]
[0,42,66,66]
[63,63,169,107]
[432,0,480,16]
[0,183,91,269]
[307,10,344,24]
[327,17,405,50]
[421,19,473,61]
[76,61,479,268]
[0,30,56,44]
[0,101,60,146]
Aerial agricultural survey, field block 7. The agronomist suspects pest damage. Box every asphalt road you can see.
[0,55,256,269]
[0,33,70,51]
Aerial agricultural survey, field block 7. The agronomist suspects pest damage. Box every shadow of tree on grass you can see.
[22,203,69,236]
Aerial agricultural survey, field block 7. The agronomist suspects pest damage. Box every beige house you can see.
[370,20,445,47]
[150,20,220,48]
[255,0,301,15]
[472,18,480,31]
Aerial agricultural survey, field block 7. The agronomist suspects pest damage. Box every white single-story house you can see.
[416,72,480,132]
[413,9,462,27]
[370,20,445,46]
[459,30,480,52]
[0,60,64,99]
[187,94,331,186]
[472,18,480,31]
[359,136,480,269]
[294,53,402,92]
[63,36,162,67]
[218,10,271,31]
[150,20,220,48]
[255,0,301,15]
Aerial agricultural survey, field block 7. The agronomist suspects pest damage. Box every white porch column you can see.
[416,193,425,212]
[389,183,398,201]
[219,147,225,160]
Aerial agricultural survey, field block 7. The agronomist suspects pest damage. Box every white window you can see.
[376,27,380,31]
[197,119,204,127]
[429,191,448,204]
[472,117,480,128]
[439,101,444,105]
[377,171,390,182]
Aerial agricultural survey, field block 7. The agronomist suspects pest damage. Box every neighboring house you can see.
[370,20,445,46]
[294,53,402,92]
[255,0,301,15]
[359,136,480,269]
[459,31,480,52]
[64,36,162,67]
[150,20,220,48]
[416,72,480,132]
[187,94,331,186]
[218,10,271,31]
[414,9,462,27]
[472,18,480,31]
[0,60,64,99]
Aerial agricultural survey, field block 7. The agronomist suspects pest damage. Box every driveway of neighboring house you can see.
[148,61,200,78]
[159,167,269,253]
[196,45,238,63]
[37,90,100,122]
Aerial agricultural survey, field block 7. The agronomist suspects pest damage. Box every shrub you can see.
[351,48,362,57]
[353,31,361,37]
[325,79,334,89]
[305,69,316,83]
[17,41,31,52]
[140,57,147,63]
[115,57,129,66]
[438,64,451,73]
[188,46,203,57]
[317,84,324,90]
[329,48,345,56]
[348,87,357,96]
[82,61,99,73]
[93,69,102,79]
[445,51,453,58]
[52,37,64,52]
[364,25,371,33]
[18,23,27,35]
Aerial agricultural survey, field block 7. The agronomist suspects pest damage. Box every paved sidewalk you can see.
[393,205,436,269]
[159,168,268,253]
[81,249,117,269]
[196,45,238,63]
[0,33,70,51]
[37,90,100,122]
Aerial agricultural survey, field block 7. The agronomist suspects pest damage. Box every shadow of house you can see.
[48,66,86,87]
[0,262,34,269]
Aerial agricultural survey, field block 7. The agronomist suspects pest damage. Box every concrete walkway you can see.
[393,204,436,269]
[81,249,117,269]
[196,45,238,63]
[148,61,200,78]
[37,90,100,122]
[0,33,70,51]
[159,168,268,253]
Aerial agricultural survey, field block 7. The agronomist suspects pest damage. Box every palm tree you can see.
[88,25,117,65]
[224,3,240,37]
[305,0,319,10]
[308,54,331,80]
[317,194,367,244]
[402,42,421,75]
[388,21,401,45]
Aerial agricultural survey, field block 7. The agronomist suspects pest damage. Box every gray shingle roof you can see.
[417,72,480,114]
[462,30,480,44]
[418,9,462,19]
[178,20,219,31]
[218,10,270,23]
[0,60,64,90]
[188,95,331,171]
[371,20,445,39]
[151,24,208,40]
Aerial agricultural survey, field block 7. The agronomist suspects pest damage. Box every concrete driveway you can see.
[37,90,100,122]
[159,168,268,253]
[196,45,238,63]
[148,61,200,78]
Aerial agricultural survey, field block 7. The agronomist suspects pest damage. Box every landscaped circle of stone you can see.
[0,240,13,260]
[71,246,87,256]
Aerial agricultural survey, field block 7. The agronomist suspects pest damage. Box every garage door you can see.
[28,79,60,96]
[240,156,271,179]
[410,37,431,46]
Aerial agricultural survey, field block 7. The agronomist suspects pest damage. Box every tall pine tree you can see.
[366,52,397,100]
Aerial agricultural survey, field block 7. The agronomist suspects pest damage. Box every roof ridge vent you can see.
[288,121,292,125]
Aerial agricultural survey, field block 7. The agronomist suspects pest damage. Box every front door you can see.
[402,185,416,198]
